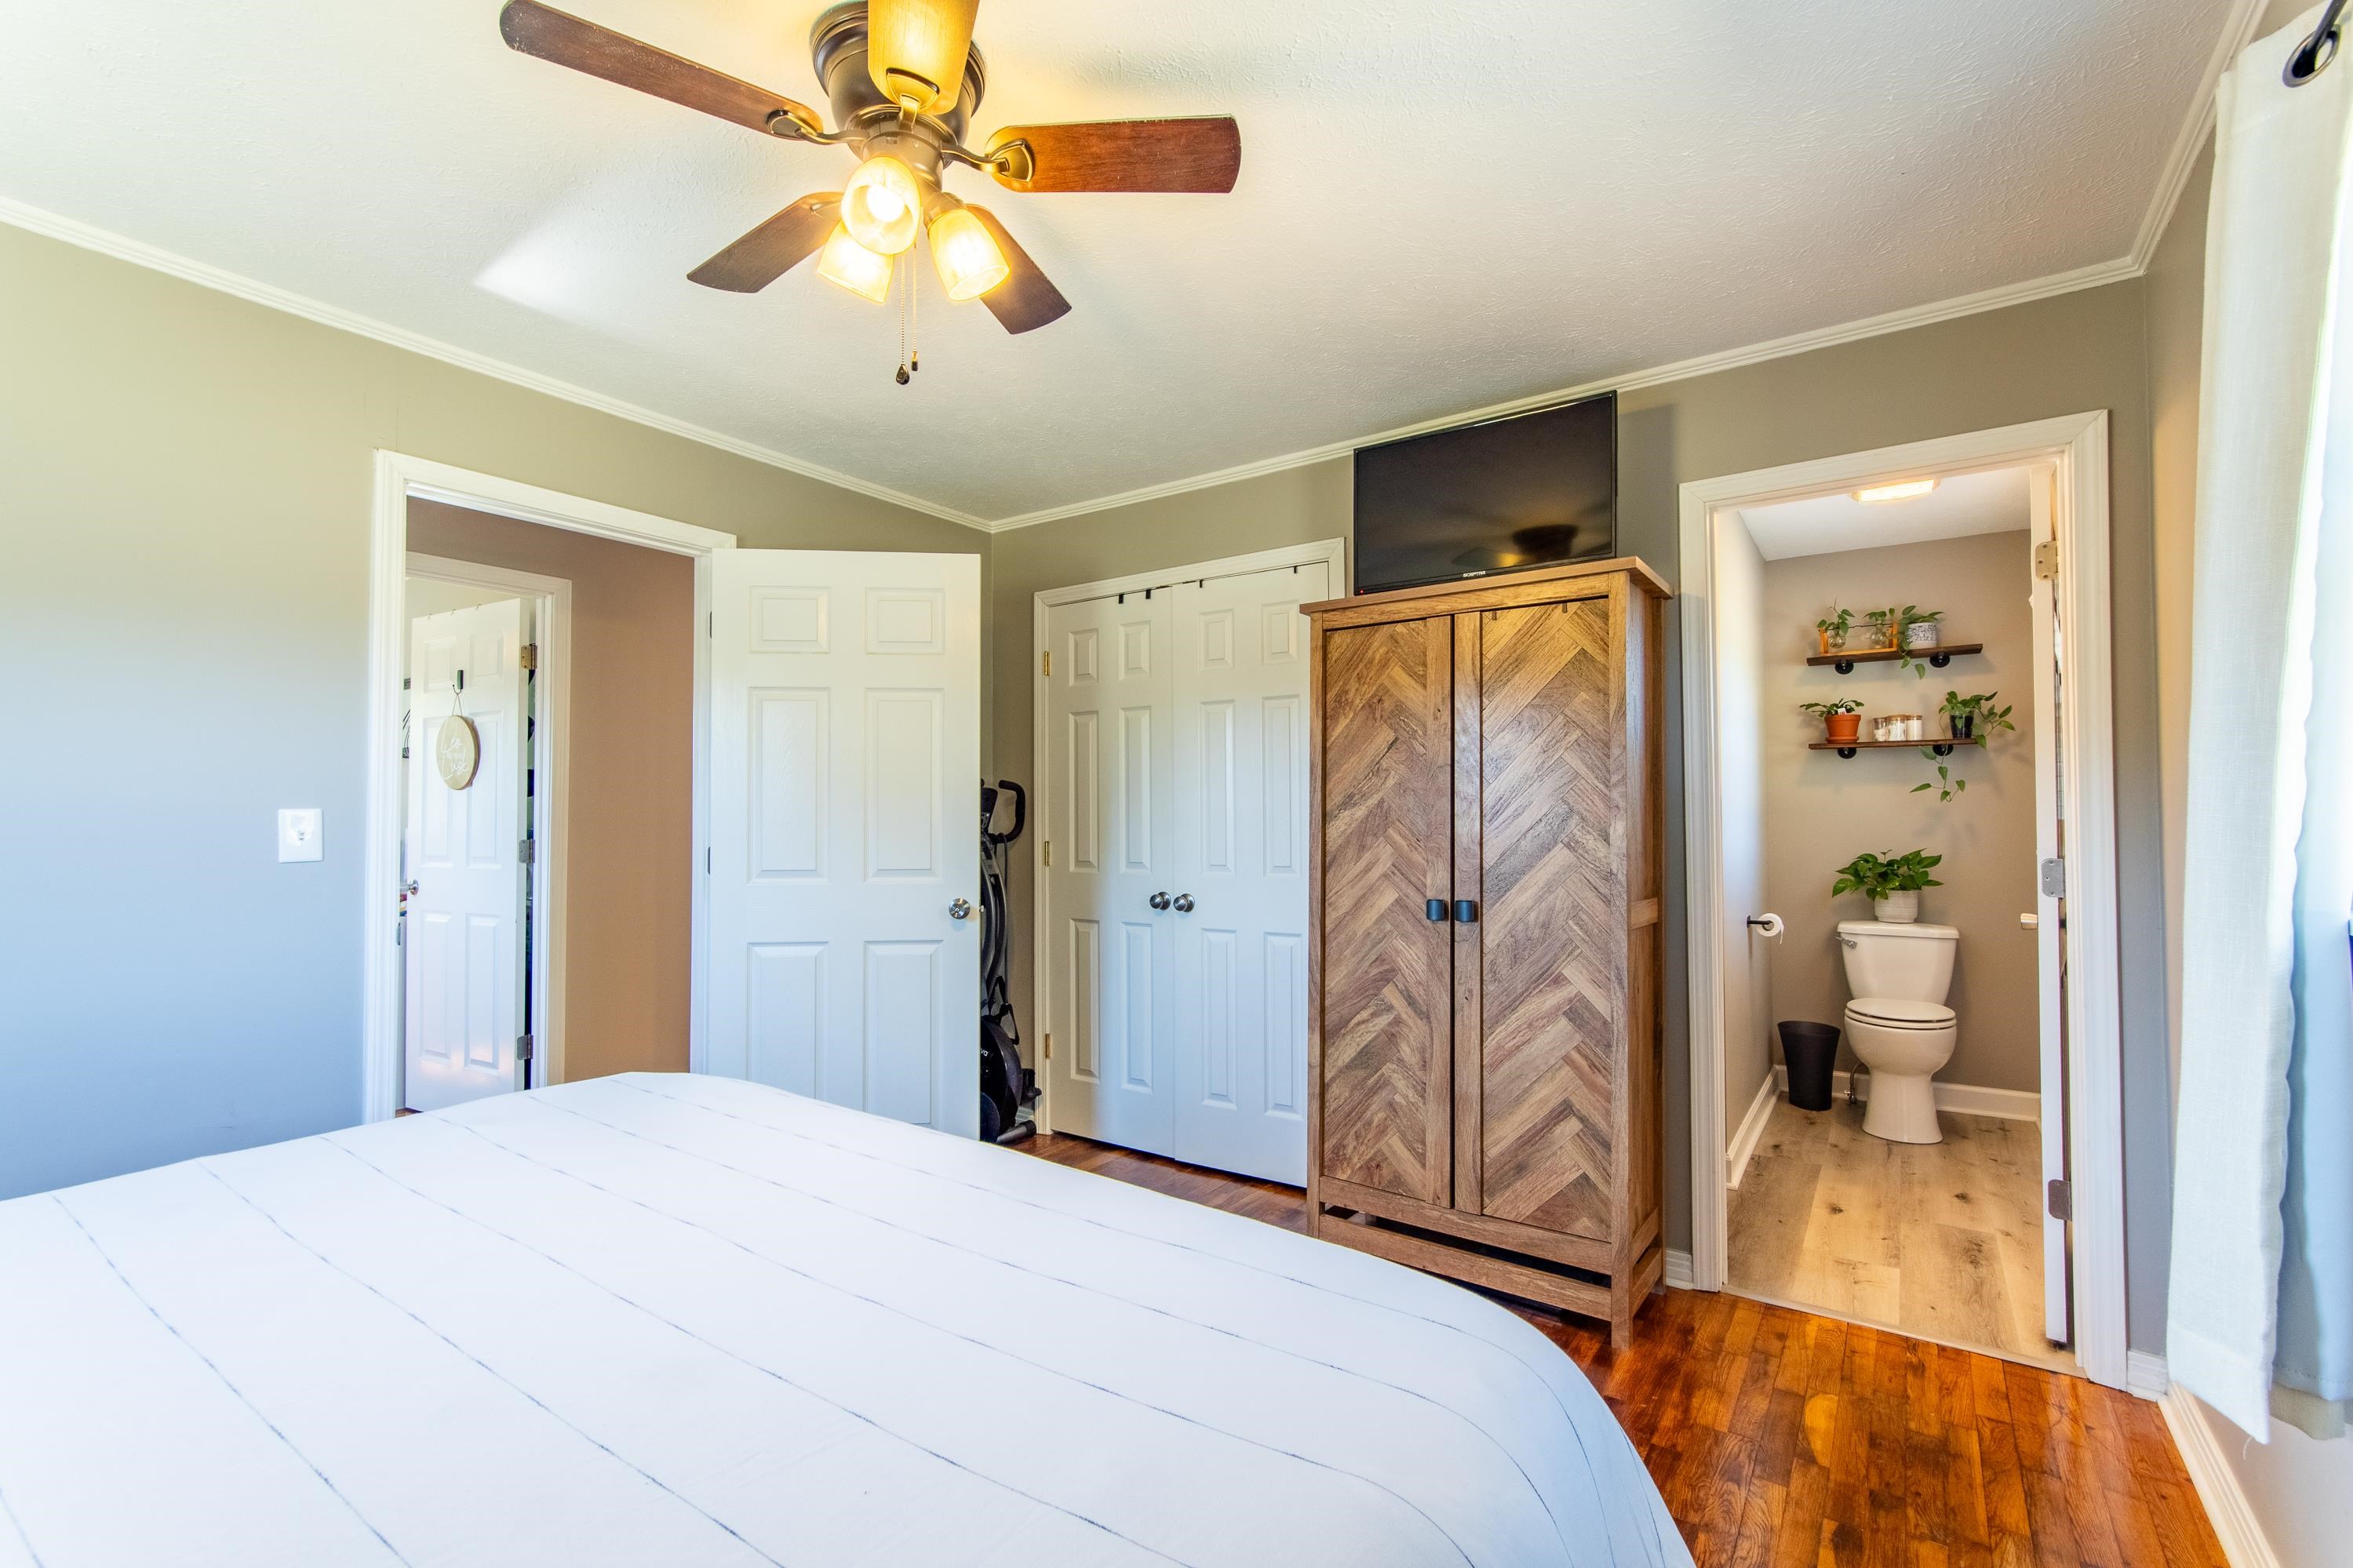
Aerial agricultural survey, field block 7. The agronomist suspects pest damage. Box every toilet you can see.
[1837,919,1960,1144]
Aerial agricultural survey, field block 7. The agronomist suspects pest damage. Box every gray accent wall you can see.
[989,276,2173,1352]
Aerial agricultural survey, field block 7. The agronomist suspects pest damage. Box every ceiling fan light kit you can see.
[496,0,1240,372]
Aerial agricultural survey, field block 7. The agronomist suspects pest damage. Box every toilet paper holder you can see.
[1747,912,1785,940]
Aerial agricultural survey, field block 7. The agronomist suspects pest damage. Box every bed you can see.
[0,1073,1688,1568]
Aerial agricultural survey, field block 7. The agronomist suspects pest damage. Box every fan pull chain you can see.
[895,261,909,385]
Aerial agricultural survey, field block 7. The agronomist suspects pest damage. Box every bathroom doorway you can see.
[1678,414,2132,1390]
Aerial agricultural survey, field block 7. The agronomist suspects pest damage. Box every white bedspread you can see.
[0,1073,1688,1568]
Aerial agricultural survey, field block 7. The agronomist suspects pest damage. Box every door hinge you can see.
[706,846,713,874]
[2034,541,2060,580]
[1043,1031,1052,1060]
[520,642,538,671]
[708,611,715,637]
[516,1033,534,1064]
[1043,840,1052,868]
[2040,857,2065,897]
[1042,649,1051,676]
[519,838,536,864]
[2046,1177,2073,1222]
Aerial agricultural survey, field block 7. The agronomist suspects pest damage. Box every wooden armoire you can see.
[1302,558,1668,1345]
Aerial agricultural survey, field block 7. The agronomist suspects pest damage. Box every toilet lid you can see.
[1845,998,1955,1028]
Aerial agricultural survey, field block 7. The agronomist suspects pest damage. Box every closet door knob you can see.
[1149,891,1171,911]
[1173,893,1195,913]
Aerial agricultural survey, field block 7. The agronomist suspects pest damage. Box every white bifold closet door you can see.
[404,598,531,1113]
[1045,559,1328,1183]
[708,549,982,1139]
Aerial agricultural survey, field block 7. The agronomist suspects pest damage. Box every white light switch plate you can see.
[278,808,323,862]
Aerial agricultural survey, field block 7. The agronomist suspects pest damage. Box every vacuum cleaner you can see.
[978,780,1036,1144]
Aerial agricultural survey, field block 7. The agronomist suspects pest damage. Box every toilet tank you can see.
[1837,920,1958,1002]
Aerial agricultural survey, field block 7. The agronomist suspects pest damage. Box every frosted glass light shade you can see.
[842,155,923,256]
[816,225,893,303]
[866,0,978,115]
[928,206,1008,301]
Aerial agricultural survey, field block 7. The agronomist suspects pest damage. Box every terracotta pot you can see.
[1823,712,1863,745]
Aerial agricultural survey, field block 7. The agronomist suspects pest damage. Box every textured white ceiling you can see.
[1740,467,2032,560]
[0,1,2233,522]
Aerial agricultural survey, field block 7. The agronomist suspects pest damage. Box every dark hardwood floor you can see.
[1021,1130,2225,1568]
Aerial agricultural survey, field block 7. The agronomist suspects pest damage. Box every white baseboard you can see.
[1725,1072,1779,1190]
[2126,1349,2171,1400]
[1664,1249,1696,1290]
[2159,1385,2282,1568]
[1772,1065,2041,1122]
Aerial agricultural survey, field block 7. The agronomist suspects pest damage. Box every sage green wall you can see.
[989,276,2173,1352]
[0,220,982,1199]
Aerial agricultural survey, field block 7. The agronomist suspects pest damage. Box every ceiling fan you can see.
[497,0,1241,344]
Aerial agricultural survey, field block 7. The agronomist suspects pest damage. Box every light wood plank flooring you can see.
[1728,1096,2067,1370]
[1020,1130,2224,1568]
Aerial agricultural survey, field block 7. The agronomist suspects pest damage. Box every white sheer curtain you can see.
[2169,5,2353,1442]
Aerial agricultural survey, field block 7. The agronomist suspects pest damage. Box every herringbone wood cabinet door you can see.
[1473,598,1623,1239]
[1317,617,1453,1204]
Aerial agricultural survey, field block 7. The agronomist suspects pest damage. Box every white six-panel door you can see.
[1167,564,1326,1183]
[1045,559,1328,1182]
[404,599,530,1112]
[1045,591,1177,1155]
[708,550,981,1138]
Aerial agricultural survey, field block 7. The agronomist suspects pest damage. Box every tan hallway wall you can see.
[407,500,695,1084]
[1762,530,2042,1093]
[989,276,2172,1351]
[0,219,983,1199]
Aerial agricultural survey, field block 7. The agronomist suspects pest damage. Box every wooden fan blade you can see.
[985,118,1240,194]
[965,207,1071,334]
[688,194,842,293]
[498,0,823,138]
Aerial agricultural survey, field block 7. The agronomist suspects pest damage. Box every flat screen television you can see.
[1351,392,1617,594]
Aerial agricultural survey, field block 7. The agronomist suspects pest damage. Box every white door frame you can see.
[1029,536,1348,1135]
[1677,411,2129,1390]
[363,452,736,1122]
[404,552,571,1090]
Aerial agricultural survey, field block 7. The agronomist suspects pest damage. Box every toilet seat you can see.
[1845,997,1954,1029]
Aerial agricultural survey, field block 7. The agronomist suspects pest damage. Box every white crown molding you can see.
[982,255,2139,533]
[1,0,2252,537]
[2128,0,2271,273]
[0,193,991,534]
[2160,1385,2284,1568]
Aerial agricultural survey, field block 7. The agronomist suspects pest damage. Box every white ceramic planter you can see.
[1875,890,1921,923]
[1905,620,1940,649]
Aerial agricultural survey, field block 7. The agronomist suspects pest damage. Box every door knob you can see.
[1148,891,1171,911]
[949,897,973,920]
[1173,893,1195,913]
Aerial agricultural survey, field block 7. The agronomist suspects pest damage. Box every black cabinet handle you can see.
[1426,899,1448,922]
[1453,900,1479,924]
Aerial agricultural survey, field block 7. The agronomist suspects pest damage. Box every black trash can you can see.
[1778,1021,1841,1112]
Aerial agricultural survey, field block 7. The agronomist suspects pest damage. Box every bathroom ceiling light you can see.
[1854,478,1939,504]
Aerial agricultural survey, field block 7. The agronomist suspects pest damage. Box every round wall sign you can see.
[435,714,482,790]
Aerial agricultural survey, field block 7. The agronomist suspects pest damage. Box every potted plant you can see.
[1816,607,1856,655]
[1830,849,1943,922]
[1900,606,1943,651]
[1940,689,2015,740]
[1862,606,1900,650]
[1800,697,1864,746]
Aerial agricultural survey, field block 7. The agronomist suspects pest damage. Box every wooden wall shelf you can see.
[1810,737,1986,759]
[1808,642,1981,674]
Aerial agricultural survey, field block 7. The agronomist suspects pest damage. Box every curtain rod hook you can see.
[2286,0,2345,86]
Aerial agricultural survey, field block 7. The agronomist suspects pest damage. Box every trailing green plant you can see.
[1939,689,2015,738]
[1914,757,1966,802]
[1830,849,1943,900]
[1815,607,1856,647]
[1891,605,1943,677]
[1798,697,1864,716]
